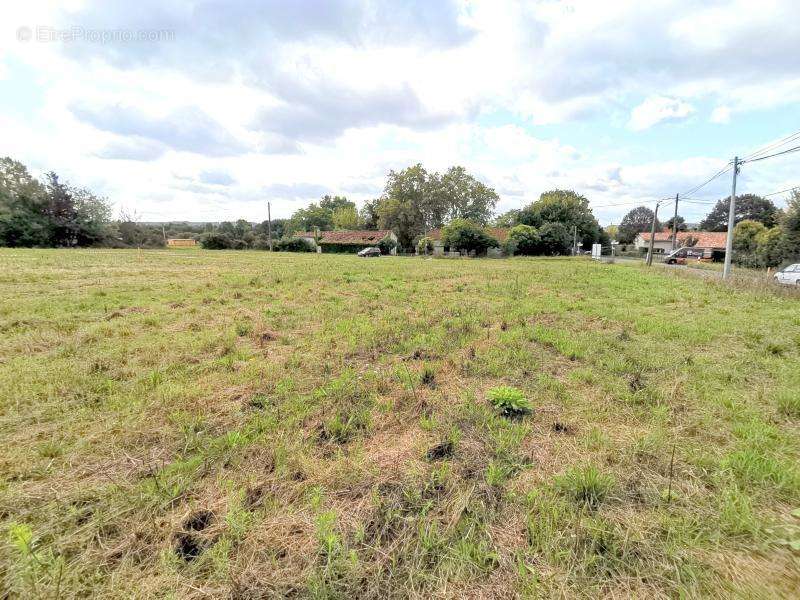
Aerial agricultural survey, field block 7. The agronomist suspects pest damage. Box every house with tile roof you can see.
[295,229,397,253]
[634,229,728,257]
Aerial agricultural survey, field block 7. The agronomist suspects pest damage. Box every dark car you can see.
[357,247,382,257]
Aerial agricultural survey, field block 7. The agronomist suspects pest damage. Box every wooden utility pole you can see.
[646,201,660,266]
[722,157,739,280]
[267,202,273,251]
[671,194,679,250]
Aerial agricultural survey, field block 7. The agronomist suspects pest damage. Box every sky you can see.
[1,0,799,225]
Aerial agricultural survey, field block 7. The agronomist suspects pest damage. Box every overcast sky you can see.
[2,0,799,224]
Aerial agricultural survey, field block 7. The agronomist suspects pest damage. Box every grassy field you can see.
[1,249,799,598]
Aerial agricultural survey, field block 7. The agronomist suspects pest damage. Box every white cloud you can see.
[710,106,731,124]
[2,0,800,222]
[629,96,695,131]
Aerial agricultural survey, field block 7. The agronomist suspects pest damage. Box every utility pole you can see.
[572,225,577,256]
[646,201,660,266]
[671,194,679,250]
[722,157,739,280]
[267,201,273,251]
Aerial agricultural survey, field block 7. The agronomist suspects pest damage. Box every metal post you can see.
[646,202,660,266]
[671,194,679,250]
[722,157,739,280]
[267,202,273,251]
[572,225,577,256]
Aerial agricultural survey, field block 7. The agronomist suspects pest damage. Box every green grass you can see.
[1,248,800,598]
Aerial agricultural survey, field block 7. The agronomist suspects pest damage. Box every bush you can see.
[378,235,398,255]
[537,222,573,255]
[756,227,785,268]
[487,385,532,418]
[508,224,540,255]
[251,236,273,250]
[441,219,499,255]
[274,236,314,252]
[199,232,233,249]
[416,236,434,255]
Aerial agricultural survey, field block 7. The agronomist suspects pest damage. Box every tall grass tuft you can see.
[554,465,614,509]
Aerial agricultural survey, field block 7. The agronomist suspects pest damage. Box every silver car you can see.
[774,264,800,285]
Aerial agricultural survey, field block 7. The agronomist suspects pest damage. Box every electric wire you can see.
[740,129,800,161]
[763,185,800,198]
[740,145,800,164]
[678,162,733,197]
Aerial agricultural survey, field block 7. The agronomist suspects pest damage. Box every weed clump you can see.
[775,390,800,418]
[554,465,614,510]
[420,365,436,388]
[320,405,371,444]
[487,385,532,418]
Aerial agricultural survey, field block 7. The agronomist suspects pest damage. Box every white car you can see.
[774,264,800,285]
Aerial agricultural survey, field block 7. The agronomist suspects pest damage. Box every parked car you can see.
[665,247,706,264]
[774,264,800,285]
[357,246,382,257]
[664,247,688,265]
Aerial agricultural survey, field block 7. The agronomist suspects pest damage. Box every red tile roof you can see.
[296,230,393,245]
[638,231,727,248]
[427,227,511,242]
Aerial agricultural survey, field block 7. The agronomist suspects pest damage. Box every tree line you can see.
[0,156,627,256]
[6,153,797,266]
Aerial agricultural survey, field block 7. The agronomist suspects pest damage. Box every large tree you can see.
[699,194,778,231]
[374,163,500,250]
[780,190,800,258]
[618,206,658,244]
[288,195,356,233]
[379,164,430,245]
[0,159,110,247]
[289,202,335,232]
[332,205,359,229]
[319,195,354,214]
[0,159,50,246]
[664,215,687,232]
[435,166,498,225]
[493,209,521,228]
[376,197,424,250]
[518,190,603,249]
[359,199,380,230]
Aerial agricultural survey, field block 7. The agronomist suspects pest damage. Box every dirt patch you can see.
[426,440,455,461]
[105,306,147,320]
[551,421,572,434]
[174,532,204,561]
[255,330,278,346]
[183,510,214,532]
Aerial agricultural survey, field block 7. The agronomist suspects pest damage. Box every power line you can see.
[741,144,800,164]
[763,185,800,198]
[678,162,733,197]
[741,129,800,161]
[592,198,671,210]
[680,198,717,205]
